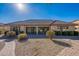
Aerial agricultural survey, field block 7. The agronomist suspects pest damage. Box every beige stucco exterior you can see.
[72,20,79,31]
[51,26,76,31]
[20,26,26,32]
[0,25,77,32]
[0,20,79,34]
[0,25,10,34]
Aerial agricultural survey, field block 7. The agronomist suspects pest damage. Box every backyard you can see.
[15,39,71,56]
[0,3,79,56]
[0,33,79,56]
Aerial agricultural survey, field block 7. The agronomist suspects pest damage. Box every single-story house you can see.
[0,19,78,36]
[72,20,79,32]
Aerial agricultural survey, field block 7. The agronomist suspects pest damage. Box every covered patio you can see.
[4,20,79,38]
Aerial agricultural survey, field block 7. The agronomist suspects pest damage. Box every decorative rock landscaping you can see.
[15,39,71,56]
[0,42,5,51]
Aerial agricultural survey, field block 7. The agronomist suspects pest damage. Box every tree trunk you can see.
[49,36,52,41]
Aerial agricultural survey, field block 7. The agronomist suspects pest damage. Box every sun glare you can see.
[16,3,25,11]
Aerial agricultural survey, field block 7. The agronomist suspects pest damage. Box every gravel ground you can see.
[0,36,79,56]
[57,40,79,56]
[0,41,15,56]
[15,39,71,56]
[0,41,5,51]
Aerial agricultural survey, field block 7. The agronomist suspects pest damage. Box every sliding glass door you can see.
[26,27,36,34]
[38,27,49,34]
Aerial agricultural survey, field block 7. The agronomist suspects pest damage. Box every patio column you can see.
[17,26,20,34]
[23,26,26,33]
[20,26,26,33]
[60,26,63,36]
[50,26,53,31]
[10,26,13,31]
[36,26,38,35]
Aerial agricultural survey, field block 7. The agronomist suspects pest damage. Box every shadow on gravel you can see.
[4,37,16,42]
[51,40,72,47]
[0,35,7,39]
[0,35,16,42]
[0,42,5,51]
[53,36,79,40]
[18,38,29,43]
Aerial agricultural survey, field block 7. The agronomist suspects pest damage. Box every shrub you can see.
[62,31,68,36]
[74,31,78,36]
[46,30,55,40]
[55,31,62,36]
[70,31,74,36]
[55,31,77,36]
[4,31,8,36]
[0,31,3,35]
[6,31,16,37]
[18,33,28,41]
[20,31,25,34]
[0,29,5,35]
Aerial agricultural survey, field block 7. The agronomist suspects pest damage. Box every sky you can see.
[0,3,79,23]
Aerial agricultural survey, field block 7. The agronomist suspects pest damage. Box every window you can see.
[66,27,68,29]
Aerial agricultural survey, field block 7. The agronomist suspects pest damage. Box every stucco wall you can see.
[51,26,75,31]
[73,20,79,31]
[20,26,26,32]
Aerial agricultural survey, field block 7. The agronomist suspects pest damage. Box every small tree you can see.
[46,30,55,40]
[18,32,28,41]
[6,31,16,37]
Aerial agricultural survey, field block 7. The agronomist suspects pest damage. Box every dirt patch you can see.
[15,39,71,56]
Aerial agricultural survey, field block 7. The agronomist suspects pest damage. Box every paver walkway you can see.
[0,40,15,56]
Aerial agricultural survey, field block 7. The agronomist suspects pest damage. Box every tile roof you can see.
[4,19,78,26]
[51,20,77,26]
[6,19,54,26]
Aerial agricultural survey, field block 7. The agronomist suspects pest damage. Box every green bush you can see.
[55,31,62,36]
[54,31,79,36]
[70,31,74,36]
[6,31,16,37]
[4,31,8,36]
[0,31,2,35]
[20,31,25,34]
[74,31,78,36]
[0,29,5,35]
[18,33,27,41]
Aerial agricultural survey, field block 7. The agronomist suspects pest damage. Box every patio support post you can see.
[36,26,38,35]
[60,26,63,36]
[10,26,13,31]
[50,26,52,31]
[20,25,26,33]
[22,26,26,33]
[24,26,26,33]
[18,26,20,34]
